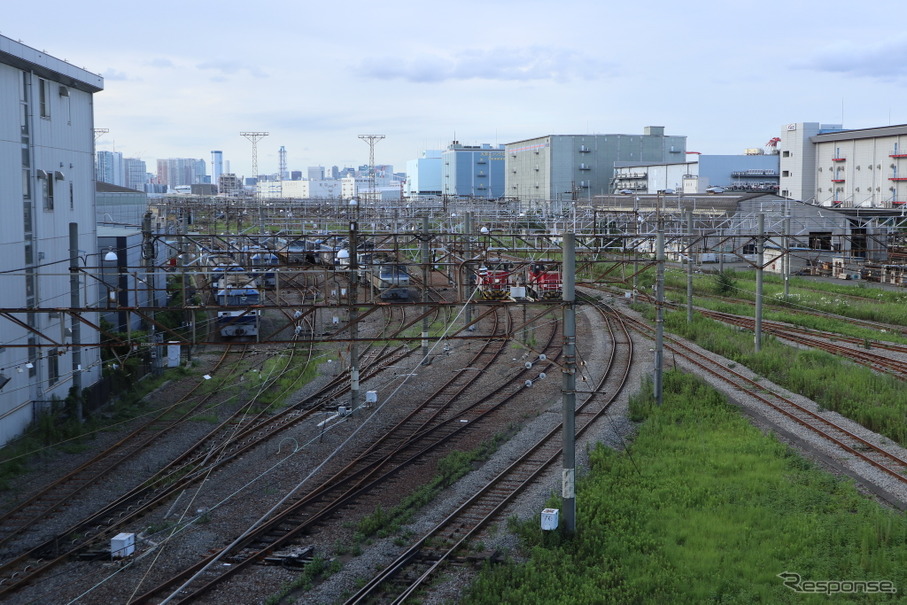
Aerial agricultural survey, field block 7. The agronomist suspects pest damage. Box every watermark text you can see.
[779,572,896,595]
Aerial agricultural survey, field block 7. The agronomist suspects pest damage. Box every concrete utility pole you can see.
[349,221,360,412]
[421,216,431,361]
[755,213,765,353]
[632,197,639,301]
[686,209,694,324]
[654,216,665,406]
[718,227,725,274]
[783,213,791,299]
[68,223,83,422]
[561,232,577,536]
[464,212,474,329]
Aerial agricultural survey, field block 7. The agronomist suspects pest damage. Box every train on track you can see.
[276,235,348,267]
[248,248,279,288]
[476,260,514,300]
[526,261,563,299]
[366,263,411,300]
[213,272,260,337]
[475,260,564,301]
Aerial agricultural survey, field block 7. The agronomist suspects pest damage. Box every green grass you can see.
[648,309,907,447]
[0,366,189,492]
[660,268,907,341]
[465,372,907,604]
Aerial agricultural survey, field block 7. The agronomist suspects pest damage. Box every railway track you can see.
[0,305,423,597]
[617,310,907,486]
[126,306,564,603]
[626,286,907,379]
[345,299,633,603]
[0,345,245,560]
[662,280,907,337]
[695,308,907,379]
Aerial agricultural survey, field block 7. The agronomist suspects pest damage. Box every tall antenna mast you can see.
[358,134,385,201]
[240,131,269,197]
[278,145,287,180]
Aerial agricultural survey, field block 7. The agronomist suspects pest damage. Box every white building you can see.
[256,179,343,199]
[777,122,843,203]
[812,125,907,208]
[405,150,442,197]
[777,122,907,208]
[0,35,104,445]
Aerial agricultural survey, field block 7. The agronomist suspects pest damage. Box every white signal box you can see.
[541,508,559,531]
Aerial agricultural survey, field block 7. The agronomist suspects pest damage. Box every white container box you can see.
[540,508,559,531]
[111,532,135,558]
[365,391,378,404]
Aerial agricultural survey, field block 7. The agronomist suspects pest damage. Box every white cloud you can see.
[197,60,268,79]
[798,39,907,81]
[357,46,617,83]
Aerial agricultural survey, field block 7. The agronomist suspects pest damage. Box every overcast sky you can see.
[5,0,906,178]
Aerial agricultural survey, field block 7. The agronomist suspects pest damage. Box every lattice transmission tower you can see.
[240,131,269,197]
[358,134,385,201]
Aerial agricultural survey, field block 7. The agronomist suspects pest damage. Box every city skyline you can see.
[5,0,907,179]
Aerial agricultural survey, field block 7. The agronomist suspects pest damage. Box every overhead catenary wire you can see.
[156,288,482,604]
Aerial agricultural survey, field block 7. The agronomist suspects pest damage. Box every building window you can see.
[48,349,59,386]
[39,78,50,118]
[40,172,55,210]
[782,150,791,158]
[782,170,790,177]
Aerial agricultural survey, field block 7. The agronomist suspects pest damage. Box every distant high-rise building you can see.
[326,165,339,179]
[211,150,223,191]
[96,150,124,186]
[123,158,146,192]
[279,146,288,181]
[156,158,206,190]
[195,159,207,183]
[219,173,243,196]
[290,170,303,181]
[307,166,324,181]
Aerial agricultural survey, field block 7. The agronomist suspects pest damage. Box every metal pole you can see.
[718,227,725,274]
[142,212,159,375]
[421,216,430,360]
[654,217,664,406]
[783,214,791,299]
[562,232,576,536]
[755,214,764,352]
[632,198,639,301]
[179,216,190,364]
[686,209,694,324]
[68,223,83,422]
[349,221,359,411]
[464,212,473,329]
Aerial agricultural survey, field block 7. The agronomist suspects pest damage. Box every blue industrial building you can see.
[441,141,505,199]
